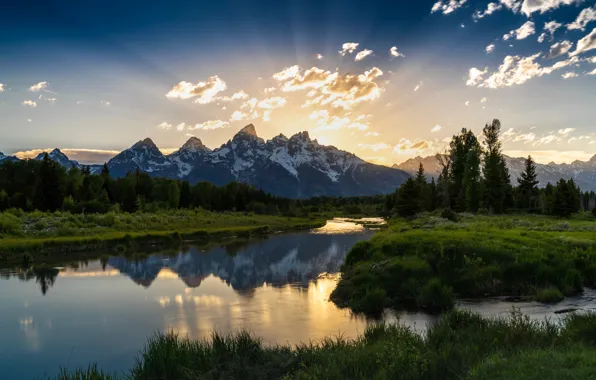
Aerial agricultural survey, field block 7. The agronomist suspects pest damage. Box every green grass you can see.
[51,310,596,380]
[0,209,325,264]
[331,212,596,314]
[535,287,565,303]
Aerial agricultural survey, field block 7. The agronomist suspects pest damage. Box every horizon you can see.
[1,0,596,166]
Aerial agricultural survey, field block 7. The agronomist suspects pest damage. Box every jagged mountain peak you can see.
[237,124,258,137]
[589,155,596,163]
[132,137,158,150]
[180,137,210,152]
[290,131,311,142]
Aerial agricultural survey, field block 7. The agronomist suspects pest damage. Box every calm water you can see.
[1,218,596,379]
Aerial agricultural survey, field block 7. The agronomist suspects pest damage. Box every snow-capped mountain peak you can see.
[131,137,159,150]
[179,137,211,153]
[34,149,80,168]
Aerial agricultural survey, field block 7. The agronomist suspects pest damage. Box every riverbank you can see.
[0,210,325,265]
[331,213,596,315]
[52,309,596,380]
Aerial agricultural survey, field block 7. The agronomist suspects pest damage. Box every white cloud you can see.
[465,100,470,106]
[586,56,596,63]
[357,143,391,151]
[315,54,324,60]
[157,122,172,130]
[562,71,579,78]
[520,0,583,17]
[166,75,227,104]
[538,20,562,42]
[272,65,300,81]
[176,123,188,131]
[486,44,496,54]
[366,131,380,137]
[393,138,436,156]
[431,125,442,132]
[273,65,384,110]
[218,90,249,102]
[192,120,230,130]
[466,53,582,88]
[29,81,47,92]
[474,2,503,19]
[535,134,561,145]
[101,100,111,106]
[27,119,32,123]
[414,81,423,91]
[481,97,488,103]
[257,96,287,109]
[339,42,359,56]
[22,100,37,108]
[570,27,596,56]
[466,67,488,86]
[503,21,535,40]
[0,83,4,92]
[354,49,374,62]
[588,68,596,75]
[230,111,248,121]
[431,0,468,15]
[389,46,405,58]
[310,110,371,132]
[558,127,575,135]
[548,40,573,58]
[568,6,596,31]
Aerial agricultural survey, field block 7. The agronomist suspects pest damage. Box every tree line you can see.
[0,155,384,216]
[386,119,593,218]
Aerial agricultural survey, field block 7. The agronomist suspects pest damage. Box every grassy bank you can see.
[51,309,596,380]
[0,210,325,264]
[331,213,596,315]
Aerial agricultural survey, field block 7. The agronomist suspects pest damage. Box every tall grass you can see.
[332,213,596,314]
[52,310,596,380]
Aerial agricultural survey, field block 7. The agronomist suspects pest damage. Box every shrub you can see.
[417,278,455,313]
[535,287,564,304]
[354,288,387,315]
[440,208,458,222]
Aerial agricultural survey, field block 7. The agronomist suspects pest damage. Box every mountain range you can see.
[394,154,596,191]
[0,124,410,198]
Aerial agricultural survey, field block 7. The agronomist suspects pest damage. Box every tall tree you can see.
[482,119,511,213]
[414,162,429,210]
[35,154,66,211]
[517,155,539,210]
[396,178,420,217]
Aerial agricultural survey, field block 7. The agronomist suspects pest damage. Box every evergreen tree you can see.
[517,155,539,210]
[414,162,429,210]
[464,144,482,212]
[553,179,574,218]
[482,119,510,213]
[179,181,191,209]
[396,178,420,217]
[121,179,139,213]
[167,182,180,209]
[35,154,66,211]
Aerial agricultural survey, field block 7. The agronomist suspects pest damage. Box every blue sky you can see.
[1,0,595,164]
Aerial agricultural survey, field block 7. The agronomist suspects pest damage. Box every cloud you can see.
[14,149,120,164]
[466,53,581,88]
[558,127,575,135]
[166,75,227,104]
[191,120,231,130]
[0,83,4,92]
[157,122,172,130]
[481,97,488,103]
[389,46,405,58]
[176,123,187,131]
[588,68,596,75]
[431,125,442,132]
[535,134,561,145]
[392,138,436,156]
[366,131,380,137]
[520,0,583,17]
[315,54,324,60]
[548,40,573,58]
[230,111,248,121]
[465,100,470,106]
[587,56,596,63]
[272,65,301,81]
[29,81,47,92]
[570,27,596,56]
[568,5,596,31]
[338,42,359,56]
[562,71,579,78]
[474,2,503,19]
[466,67,488,86]
[354,49,373,61]
[503,21,535,40]
[357,143,391,151]
[100,100,111,106]
[538,20,563,43]
[500,0,523,13]
[257,96,287,109]
[486,44,496,54]
[218,90,249,102]
[414,81,423,91]
[431,0,468,15]
[309,110,370,132]
[273,65,384,110]
[230,96,286,122]
[22,100,37,108]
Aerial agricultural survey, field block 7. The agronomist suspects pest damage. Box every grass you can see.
[0,209,325,264]
[50,310,596,380]
[331,212,596,314]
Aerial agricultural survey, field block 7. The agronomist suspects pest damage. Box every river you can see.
[1,218,595,379]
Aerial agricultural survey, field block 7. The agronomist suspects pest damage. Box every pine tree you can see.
[517,155,539,210]
[167,182,180,209]
[482,119,510,213]
[464,144,482,212]
[414,162,429,210]
[396,178,420,217]
[553,179,573,218]
[35,153,66,211]
[179,181,191,208]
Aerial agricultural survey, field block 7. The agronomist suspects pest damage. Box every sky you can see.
[1,0,595,165]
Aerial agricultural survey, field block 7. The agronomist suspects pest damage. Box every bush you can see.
[354,288,386,315]
[440,208,458,222]
[417,278,455,313]
[535,287,564,304]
